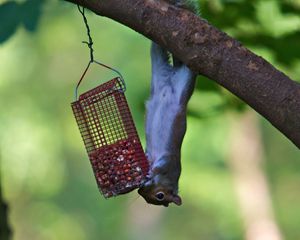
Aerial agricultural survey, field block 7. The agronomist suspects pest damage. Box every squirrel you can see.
[138,0,199,207]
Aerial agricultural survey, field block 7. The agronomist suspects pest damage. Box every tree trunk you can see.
[0,179,11,240]
[65,0,300,149]
[228,111,283,240]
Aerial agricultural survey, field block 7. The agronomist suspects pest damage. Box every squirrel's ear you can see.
[171,194,182,206]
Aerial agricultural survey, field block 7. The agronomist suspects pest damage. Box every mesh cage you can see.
[71,77,149,198]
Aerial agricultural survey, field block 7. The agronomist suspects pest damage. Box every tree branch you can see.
[65,0,300,148]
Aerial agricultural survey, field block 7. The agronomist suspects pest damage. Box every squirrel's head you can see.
[138,173,182,207]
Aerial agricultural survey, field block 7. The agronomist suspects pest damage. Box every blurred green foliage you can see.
[0,0,44,43]
[0,0,299,240]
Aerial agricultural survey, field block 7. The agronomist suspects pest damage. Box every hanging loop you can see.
[74,61,91,100]
[93,60,126,92]
[74,60,126,100]
[75,5,126,100]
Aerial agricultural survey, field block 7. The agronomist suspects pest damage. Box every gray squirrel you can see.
[138,0,199,207]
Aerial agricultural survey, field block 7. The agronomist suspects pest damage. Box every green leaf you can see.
[21,0,45,32]
[256,0,300,37]
[0,0,45,44]
[0,1,21,43]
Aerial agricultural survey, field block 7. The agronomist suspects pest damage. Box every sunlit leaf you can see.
[256,0,300,37]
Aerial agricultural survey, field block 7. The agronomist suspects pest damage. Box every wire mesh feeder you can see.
[71,76,149,198]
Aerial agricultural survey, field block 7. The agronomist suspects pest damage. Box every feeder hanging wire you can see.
[75,5,126,100]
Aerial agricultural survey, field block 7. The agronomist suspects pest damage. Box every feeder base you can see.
[90,137,148,198]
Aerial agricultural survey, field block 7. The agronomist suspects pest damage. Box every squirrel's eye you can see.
[155,192,165,201]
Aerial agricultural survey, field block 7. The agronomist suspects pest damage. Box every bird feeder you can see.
[71,64,149,198]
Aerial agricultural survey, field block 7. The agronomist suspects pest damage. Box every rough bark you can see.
[65,0,300,148]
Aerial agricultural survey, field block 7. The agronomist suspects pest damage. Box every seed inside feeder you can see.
[117,155,124,162]
[89,138,148,197]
